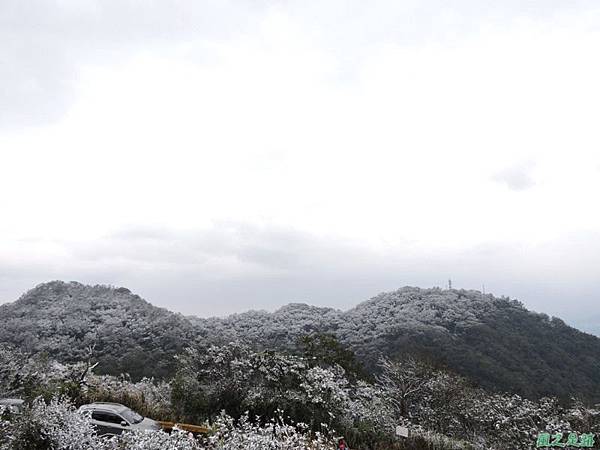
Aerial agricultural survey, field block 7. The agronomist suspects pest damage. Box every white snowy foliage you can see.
[565,398,600,432]
[194,287,513,351]
[99,429,203,450]
[0,397,332,450]
[85,373,172,419]
[376,356,431,418]
[174,341,354,428]
[348,381,398,432]
[300,366,349,407]
[208,412,335,450]
[0,397,99,450]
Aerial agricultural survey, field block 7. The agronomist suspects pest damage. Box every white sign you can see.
[395,426,409,438]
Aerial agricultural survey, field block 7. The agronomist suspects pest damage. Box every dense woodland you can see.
[2,281,600,402]
[3,282,600,448]
[3,335,600,449]
[0,282,195,380]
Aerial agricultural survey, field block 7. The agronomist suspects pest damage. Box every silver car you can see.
[0,398,25,414]
[78,402,160,436]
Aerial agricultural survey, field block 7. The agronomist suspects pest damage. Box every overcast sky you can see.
[1,1,600,332]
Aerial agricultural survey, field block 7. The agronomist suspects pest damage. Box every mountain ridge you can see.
[2,281,600,402]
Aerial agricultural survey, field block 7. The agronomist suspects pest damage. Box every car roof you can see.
[79,402,129,414]
[0,399,25,405]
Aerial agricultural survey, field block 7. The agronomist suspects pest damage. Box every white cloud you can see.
[492,161,536,191]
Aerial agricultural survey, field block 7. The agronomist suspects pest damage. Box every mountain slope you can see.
[340,288,600,400]
[192,287,600,401]
[0,281,196,379]
[2,282,600,402]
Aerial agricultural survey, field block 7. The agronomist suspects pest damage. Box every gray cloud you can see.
[2,0,599,128]
[70,223,378,274]
[0,0,267,128]
[1,222,599,334]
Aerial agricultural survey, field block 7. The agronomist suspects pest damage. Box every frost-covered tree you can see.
[171,342,253,422]
[0,345,23,398]
[171,342,352,430]
[566,398,600,433]
[0,397,100,450]
[376,356,433,418]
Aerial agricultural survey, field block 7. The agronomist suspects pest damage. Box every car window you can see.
[120,408,143,424]
[92,411,126,425]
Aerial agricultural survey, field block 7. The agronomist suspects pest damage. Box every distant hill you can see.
[192,287,600,402]
[0,281,196,379]
[346,288,600,401]
[3,282,600,402]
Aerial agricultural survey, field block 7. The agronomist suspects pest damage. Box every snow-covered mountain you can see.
[193,286,600,401]
[2,281,600,402]
[0,281,196,379]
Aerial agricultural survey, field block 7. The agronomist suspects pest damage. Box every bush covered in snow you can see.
[5,334,600,449]
[0,397,335,450]
[84,374,173,421]
[0,397,98,450]
[208,412,335,450]
[171,341,352,430]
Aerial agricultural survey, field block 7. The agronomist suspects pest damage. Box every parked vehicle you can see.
[78,402,160,436]
[0,398,25,414]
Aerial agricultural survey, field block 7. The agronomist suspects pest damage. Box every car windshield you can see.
[119,407,143,424]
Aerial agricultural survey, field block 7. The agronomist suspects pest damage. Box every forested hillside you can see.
[191,287,600,402]
[342,289,600,400]
[0,281,195,379]
[3,282,600,402]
